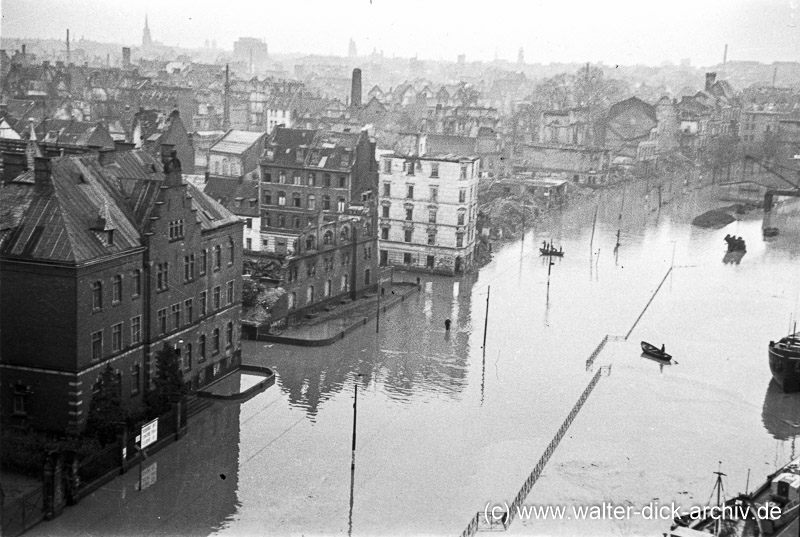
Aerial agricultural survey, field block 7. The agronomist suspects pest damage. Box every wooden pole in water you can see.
[589,205,598,250]
[745,468,750,495]
[482,286,491,353]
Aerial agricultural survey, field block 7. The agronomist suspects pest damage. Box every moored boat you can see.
[768,332,800,393]
[539,248,564,257]
[641,341,672,361]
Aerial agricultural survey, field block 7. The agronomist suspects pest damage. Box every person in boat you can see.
[559,245,562,253]
[444,318,451,331]
[542,240,547,250]
[660,344,665,353]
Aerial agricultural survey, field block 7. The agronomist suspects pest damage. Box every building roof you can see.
[204,176,260,217]
[0,150,239,265]
[210,130,266,155]
[264,126,362,170]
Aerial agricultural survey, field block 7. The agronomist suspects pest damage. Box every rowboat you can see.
[641,341,672,361]
[539,248,564,257]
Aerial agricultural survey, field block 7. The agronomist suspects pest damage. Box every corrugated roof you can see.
[210,130,266,155]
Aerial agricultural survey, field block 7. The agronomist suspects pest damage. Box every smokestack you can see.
[223,64,230,130]
[351,68,362,108]
[66,29,70,64]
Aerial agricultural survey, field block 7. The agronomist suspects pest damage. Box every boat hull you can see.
[539,248,564,257]
[641,341,672,361]
[768,344,800,393]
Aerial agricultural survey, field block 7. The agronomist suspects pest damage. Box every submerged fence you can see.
[460,364,609,537]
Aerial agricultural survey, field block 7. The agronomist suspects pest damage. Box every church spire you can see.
[142,13,153,49]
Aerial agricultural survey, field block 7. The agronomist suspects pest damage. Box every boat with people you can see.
[539,240,564,257]
[768,331,800,393]
[724,234,747,253]
[641,341,672,361]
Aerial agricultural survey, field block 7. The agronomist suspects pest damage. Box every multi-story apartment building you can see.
[0,145,243,432]
[378,135,480,274]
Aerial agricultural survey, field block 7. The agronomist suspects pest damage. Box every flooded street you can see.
[33,181,800,537]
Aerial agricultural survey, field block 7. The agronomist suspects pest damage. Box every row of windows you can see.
[286,268,372,310]
[380,205,470,225]
[383,159,470,179]
[381,184,472,203]
[90,284,235,363]
[263,191,346,211]
[264,170,348,188]
[213,158,242,176]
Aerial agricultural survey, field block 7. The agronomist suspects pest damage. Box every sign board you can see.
[140,418,158,448]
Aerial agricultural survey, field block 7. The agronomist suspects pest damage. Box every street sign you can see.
[140,418,158,448]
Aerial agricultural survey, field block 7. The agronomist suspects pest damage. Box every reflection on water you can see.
[266,274,477,418]
[762,378,800,441]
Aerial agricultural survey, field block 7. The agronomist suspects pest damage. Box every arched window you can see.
[278,214,286,228]
[185,343,192,371]
[323,231,333,245]
[322,195,331,210]
[292,192,302,207]
[307,172,316,186]
[337,197,346,212]
[293,217,301,229]
[340,226,350,242]
[214,161,221,174]
[325,280,332,297]
[199,334,206,361]
[278,191,286,206]
[342,274,349,292]
[263,190,272,204]
[307,285,315,304]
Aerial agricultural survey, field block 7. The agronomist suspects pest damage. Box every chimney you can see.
[2,152,28,183]
[122,47,131,68]
[161,145,182,186]
[33,156,52,190]
[351,68,362,108]
[705,72,716,92]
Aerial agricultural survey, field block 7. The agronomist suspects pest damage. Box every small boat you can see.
[641,341,672,361]
[539,248,564,257]
[768,332,800,393]
[763,227,779,237]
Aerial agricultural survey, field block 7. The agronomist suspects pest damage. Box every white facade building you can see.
[378,151,480,274]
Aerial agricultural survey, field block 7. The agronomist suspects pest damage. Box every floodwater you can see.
[32,179,800,537]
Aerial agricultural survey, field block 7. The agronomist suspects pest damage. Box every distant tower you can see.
[142,14,153,49]
[517,47,524,65]
[348,38,357,58]
[66,29,70,64]
[351,68,362,108]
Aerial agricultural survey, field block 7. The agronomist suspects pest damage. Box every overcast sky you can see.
[1,0,798,66]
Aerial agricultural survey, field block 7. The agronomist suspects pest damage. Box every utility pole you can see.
[482,286,490,356]
[223,64,231,131]
[348,373,363,537]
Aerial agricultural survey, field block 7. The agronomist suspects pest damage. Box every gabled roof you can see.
[210,130,266,155]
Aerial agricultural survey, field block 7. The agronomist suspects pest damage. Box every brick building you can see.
[0,146,243,433]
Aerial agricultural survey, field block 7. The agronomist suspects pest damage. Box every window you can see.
[293,217,301,229]
[382,205,390,218]
[228,238,235,265]
[430,186,438,201]
[406,208,413,221]
[338,175,347,188]
[263,190,272,204]
[156,262,169,291]
[323,231,333,245]
[131,364,140,395]
[185,298,193,323]
[246,238,252,250]
[264,172,272,183]
[460,164,468,179]
[200,249,208,275]
[184,344,192,371]
[214,286,221,310]
[289,292,296,310]
[403,252,412,264]
[226,321,233,348]
[199,334,206,362]
[383,183,391,197]
[428,209,437,223]
[172,303,182,329]
[308,195,316,210]
[457,211,465,225]
[200,291,207,316]
[306,235,316,251]
[381,227,389,240]
[132,269,142,297]
[278,214,286,228]
[245,218,253,229]
[227,281,234,304]
[91,330,103,361]
[456,233,464,248]
[406,185,414,199]
[406,160,415,176]
[293,172,301,185]
[112,323,123,352]
[307,285,315,304]
[278,170,286,184]
[184,254,195,282]
[131,315,142,344]
[157,308,167,335]
[405,229,413,242]
[337,197,346,212]
[322,195,331,210]
[307,172,316,186]
[427,255,435,268]
[428,232,436,245]
[92,281,103,310]
[430,163,439,178]
[342,274,349,292]
[213,328,220,354]
[214,245,221,270]
[324,173,331,187]
[278,191,286,206]
[383,159,392,173]
[293,192,302,207]
[264,212,272,227]
[459,189,466,203]
[112,275,122,303]
[341,226,350,241]
[169,219,184,240]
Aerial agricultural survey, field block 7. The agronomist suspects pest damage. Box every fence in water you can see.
[459,364,609,536]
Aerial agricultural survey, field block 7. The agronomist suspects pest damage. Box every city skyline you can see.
[1,0,799,67]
